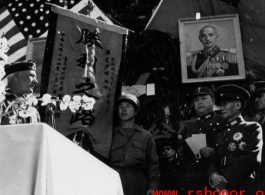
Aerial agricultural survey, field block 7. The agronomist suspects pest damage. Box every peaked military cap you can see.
[4,60,36,77]
[216,84,250,103]
[158,139,175,152]
[192,86,214,98]
[252,81,265,96]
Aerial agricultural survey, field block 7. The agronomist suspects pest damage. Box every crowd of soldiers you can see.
[110,84,265,195]
[1,60,265,195]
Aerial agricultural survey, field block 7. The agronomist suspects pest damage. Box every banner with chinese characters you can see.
[41,4,128,158]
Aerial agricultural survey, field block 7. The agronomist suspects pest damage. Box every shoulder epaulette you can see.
[220,48,237,64]
[186,50,200,66]
[220,48,237,53]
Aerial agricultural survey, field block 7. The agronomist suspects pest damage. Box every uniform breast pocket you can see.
[132,141,147,163]
[110,142,124,163]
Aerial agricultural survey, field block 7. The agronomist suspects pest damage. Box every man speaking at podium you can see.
[1,60,40,125]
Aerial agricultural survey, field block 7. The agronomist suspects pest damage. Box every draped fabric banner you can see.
[42,4,128,158]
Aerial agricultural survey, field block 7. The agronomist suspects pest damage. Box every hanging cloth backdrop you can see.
[41,4,128,158]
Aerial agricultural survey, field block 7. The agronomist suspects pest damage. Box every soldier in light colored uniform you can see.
[110,94,160,195]
[186,26,238,78]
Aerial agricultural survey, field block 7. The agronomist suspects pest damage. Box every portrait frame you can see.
[178,14,245,83]
[26,37,47,96]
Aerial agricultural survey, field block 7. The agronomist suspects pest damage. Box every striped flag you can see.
[0,0,112,64]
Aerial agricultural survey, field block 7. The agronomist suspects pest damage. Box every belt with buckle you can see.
[221,156,239,166]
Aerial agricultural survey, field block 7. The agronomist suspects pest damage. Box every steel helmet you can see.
[116,94,141,111]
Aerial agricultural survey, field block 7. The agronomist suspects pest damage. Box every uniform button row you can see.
[210,123,219,126]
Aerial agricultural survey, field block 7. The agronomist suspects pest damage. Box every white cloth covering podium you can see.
[0,123,123,195]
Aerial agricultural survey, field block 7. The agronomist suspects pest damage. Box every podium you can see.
[0,123,123,195]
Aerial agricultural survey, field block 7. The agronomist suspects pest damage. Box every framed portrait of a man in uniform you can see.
[178,14,245,83]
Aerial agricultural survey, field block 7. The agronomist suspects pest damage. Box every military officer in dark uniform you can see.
[183,86,224,190]
[186,26,238,78]
[208,85,262,194]
[252,81,265,189]
[1,61,40,124]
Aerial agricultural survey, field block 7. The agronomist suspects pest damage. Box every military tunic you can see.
[160,156,184,192]
[110,124,160,195]
[0,92,40,125]
[186,46,238,78]
[183,112,224,190]
[208,116,262,193]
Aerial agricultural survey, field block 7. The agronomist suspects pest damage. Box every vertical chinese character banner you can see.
[41,4,128,159]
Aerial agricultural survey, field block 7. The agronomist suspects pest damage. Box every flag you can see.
[42,4,128,158]
[0,0,112,64]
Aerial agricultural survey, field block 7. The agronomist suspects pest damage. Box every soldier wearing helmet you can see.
[109,94,160,195]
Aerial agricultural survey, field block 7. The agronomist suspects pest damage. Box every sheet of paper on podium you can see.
[185,134,206,157]
[0,123,123,195]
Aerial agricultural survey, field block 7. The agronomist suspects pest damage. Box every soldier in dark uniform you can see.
[0,61,40,124]
[186,26,238,78]
[208,85,262,194]
[252,81,265,189]
[183,86,224,191]
[159,139,184,193]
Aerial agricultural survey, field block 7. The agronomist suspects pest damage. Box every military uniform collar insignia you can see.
[198,112,215,121]
[203,45,220,58]
[225,116,243,128]
[230,120,238,126]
